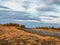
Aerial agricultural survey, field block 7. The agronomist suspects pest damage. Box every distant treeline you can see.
[35,26,60,30]
[0,23,26,29]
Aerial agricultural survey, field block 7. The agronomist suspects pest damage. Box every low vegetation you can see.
[0,23,26,29]
[33,26,60,32]
[0,23,60,45]
[35,26,60,30]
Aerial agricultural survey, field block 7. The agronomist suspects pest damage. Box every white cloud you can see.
[4,1,26,11]
[44,12,60,17]
[55,5,60,12]
[0,8,8,10]
[41,18,60,23]
[15,20,39,22]
[34,14,60,24]
[0,0,60,25]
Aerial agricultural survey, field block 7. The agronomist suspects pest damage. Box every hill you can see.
[0,24,60,45]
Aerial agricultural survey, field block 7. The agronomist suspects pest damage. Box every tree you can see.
[20,25,25,29]
[51,26,54,29]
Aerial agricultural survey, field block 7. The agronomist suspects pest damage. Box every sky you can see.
[0,0,60,28]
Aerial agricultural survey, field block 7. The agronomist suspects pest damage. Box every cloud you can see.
[43,0,60,5]
[15,20,39,22]
[36,6,55,12]
[41,17,60,23]
[0,6,9,9]
[38,12,60,23]
[0,10,39,21]
[0,6,11,10]
[0,0,60,27]
[3,1,26,11]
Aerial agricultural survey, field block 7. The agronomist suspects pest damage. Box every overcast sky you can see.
[0,0,60,27]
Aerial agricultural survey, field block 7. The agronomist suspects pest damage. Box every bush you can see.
[20,25,26,29]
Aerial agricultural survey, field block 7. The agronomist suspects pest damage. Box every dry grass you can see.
[0,25,60,45]
[32,28,60,32]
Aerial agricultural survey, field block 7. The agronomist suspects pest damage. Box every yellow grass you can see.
[0,25,60,45]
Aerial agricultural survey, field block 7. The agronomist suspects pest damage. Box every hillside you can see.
[0,25,60,45]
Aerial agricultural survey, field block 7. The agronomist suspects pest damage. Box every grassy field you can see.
[0,25,60,45]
